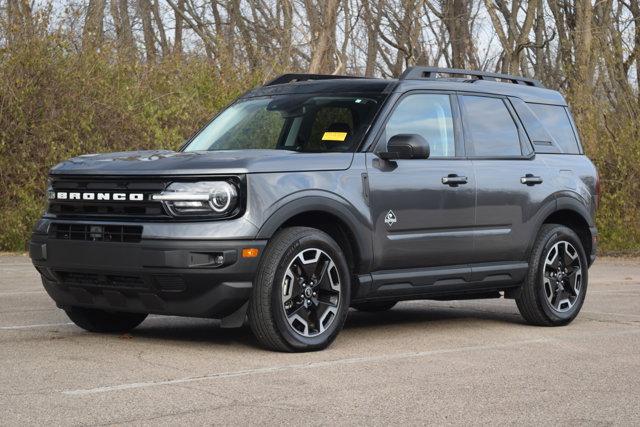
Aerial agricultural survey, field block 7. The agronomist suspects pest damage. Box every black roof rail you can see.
[265,73,364,86]
[399,67,543,88]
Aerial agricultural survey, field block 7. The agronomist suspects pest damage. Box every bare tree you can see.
[426,0,479,69]
[138,0,157,61]
[305,0,341,73]
[110,0,135,55]
[378,0,427,77]
[547,0,596,89]
[5,0,33,43]
[82,0,105,50]
[151,0,169,57]
[173,0,185,56]
[362,0,383,76]
[483,0,538,74]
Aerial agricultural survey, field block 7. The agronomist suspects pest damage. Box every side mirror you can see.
[378,134,430,160]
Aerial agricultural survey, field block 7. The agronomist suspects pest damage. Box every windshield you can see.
[183,94,383,153]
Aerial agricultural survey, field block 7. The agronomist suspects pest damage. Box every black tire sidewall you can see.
[534,226,589,323]
[270,231,351,351]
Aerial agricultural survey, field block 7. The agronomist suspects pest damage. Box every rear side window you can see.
[527,104,581,154]
[460,96,522,157]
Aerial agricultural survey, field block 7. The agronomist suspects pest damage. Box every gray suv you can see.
[30,67,599,352]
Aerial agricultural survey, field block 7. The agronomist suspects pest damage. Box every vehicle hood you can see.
[50,149,354,176]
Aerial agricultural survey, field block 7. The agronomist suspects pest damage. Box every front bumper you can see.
[30,231,267,319]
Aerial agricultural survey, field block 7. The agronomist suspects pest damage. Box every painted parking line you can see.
[0,290,46,296]
[0,322,75,330]
[62,328,640,397]
[583,310,640,319]
[0,315,171,331]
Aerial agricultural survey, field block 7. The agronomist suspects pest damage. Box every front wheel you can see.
[516,224,589,326]
[248,227,351,352]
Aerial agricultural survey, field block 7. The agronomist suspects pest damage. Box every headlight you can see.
[152,181,239,217]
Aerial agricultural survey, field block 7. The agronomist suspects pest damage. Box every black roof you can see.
[243,68,566,105]
[243,78,396,98]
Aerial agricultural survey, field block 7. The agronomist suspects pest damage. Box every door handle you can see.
[520,174,543,186]
[442,174,468,187]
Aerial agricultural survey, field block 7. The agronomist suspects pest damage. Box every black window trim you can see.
[521,101,584,155]
[563,105,585,155]
[370,89,466,159]
[457,92,536,161]
[508,96,558,152]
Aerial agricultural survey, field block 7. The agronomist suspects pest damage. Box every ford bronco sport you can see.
[30,67,599,352]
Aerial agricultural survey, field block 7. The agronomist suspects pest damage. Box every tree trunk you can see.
[442,0,477,69]
[110,0,135,56]
[574,0,594,86]
[174,0,185,57]
[82,0,105,51]
[230,0,258,68]
[306,0,340,74]
[534,0,544,79]
[6,0,33,44]
[151,0,170,57]
[138,0,157,62]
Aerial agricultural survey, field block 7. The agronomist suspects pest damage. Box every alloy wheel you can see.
[542,240,583,312]
[281,248,341,337]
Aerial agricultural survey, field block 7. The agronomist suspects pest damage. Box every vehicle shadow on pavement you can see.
[344,304,526,331]
[127,302,526,349]
[131,319,257,348]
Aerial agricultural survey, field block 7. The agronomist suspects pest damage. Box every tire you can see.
[65,307,148,333]
[516,224,589,326]
[248,226,351,352]
[352,301,397,312]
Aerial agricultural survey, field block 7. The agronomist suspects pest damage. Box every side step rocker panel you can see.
[353,261,528,302]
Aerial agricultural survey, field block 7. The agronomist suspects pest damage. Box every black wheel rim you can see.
[542,240,583,312]
[281,248,341,337]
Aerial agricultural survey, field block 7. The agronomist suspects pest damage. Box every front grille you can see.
[57,271,149,290]
[154,274,186,292]
[48,202,164,217]
[51,223,143,243]
[48,178,169,219]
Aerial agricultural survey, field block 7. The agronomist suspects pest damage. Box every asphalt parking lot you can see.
[1,255,639,425]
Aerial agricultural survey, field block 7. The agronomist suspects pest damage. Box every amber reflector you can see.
[242,248,260,258]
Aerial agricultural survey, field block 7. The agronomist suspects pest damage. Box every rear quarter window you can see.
[526,103,581,154]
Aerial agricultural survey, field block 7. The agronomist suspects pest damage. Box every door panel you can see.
[367,154,476,270]
[367,92,477,270]
[472,159,551,262]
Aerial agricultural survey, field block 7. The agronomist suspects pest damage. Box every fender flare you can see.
[527,193,595,258]
[554,194,595,227]
[256,194,373,273]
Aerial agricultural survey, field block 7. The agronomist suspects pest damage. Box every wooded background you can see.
[0,0,638,253]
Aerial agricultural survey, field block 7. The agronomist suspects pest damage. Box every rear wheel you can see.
[516,224,588,326]
[248,227,351,352]
[352,301,397,312]
[65,307,147,333]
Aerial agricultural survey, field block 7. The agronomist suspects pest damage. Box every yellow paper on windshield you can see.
[322,132,348,142]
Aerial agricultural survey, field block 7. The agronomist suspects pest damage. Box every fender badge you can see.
[385,210,397,227]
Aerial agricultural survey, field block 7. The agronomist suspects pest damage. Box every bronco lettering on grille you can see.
[49,192,145,201]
